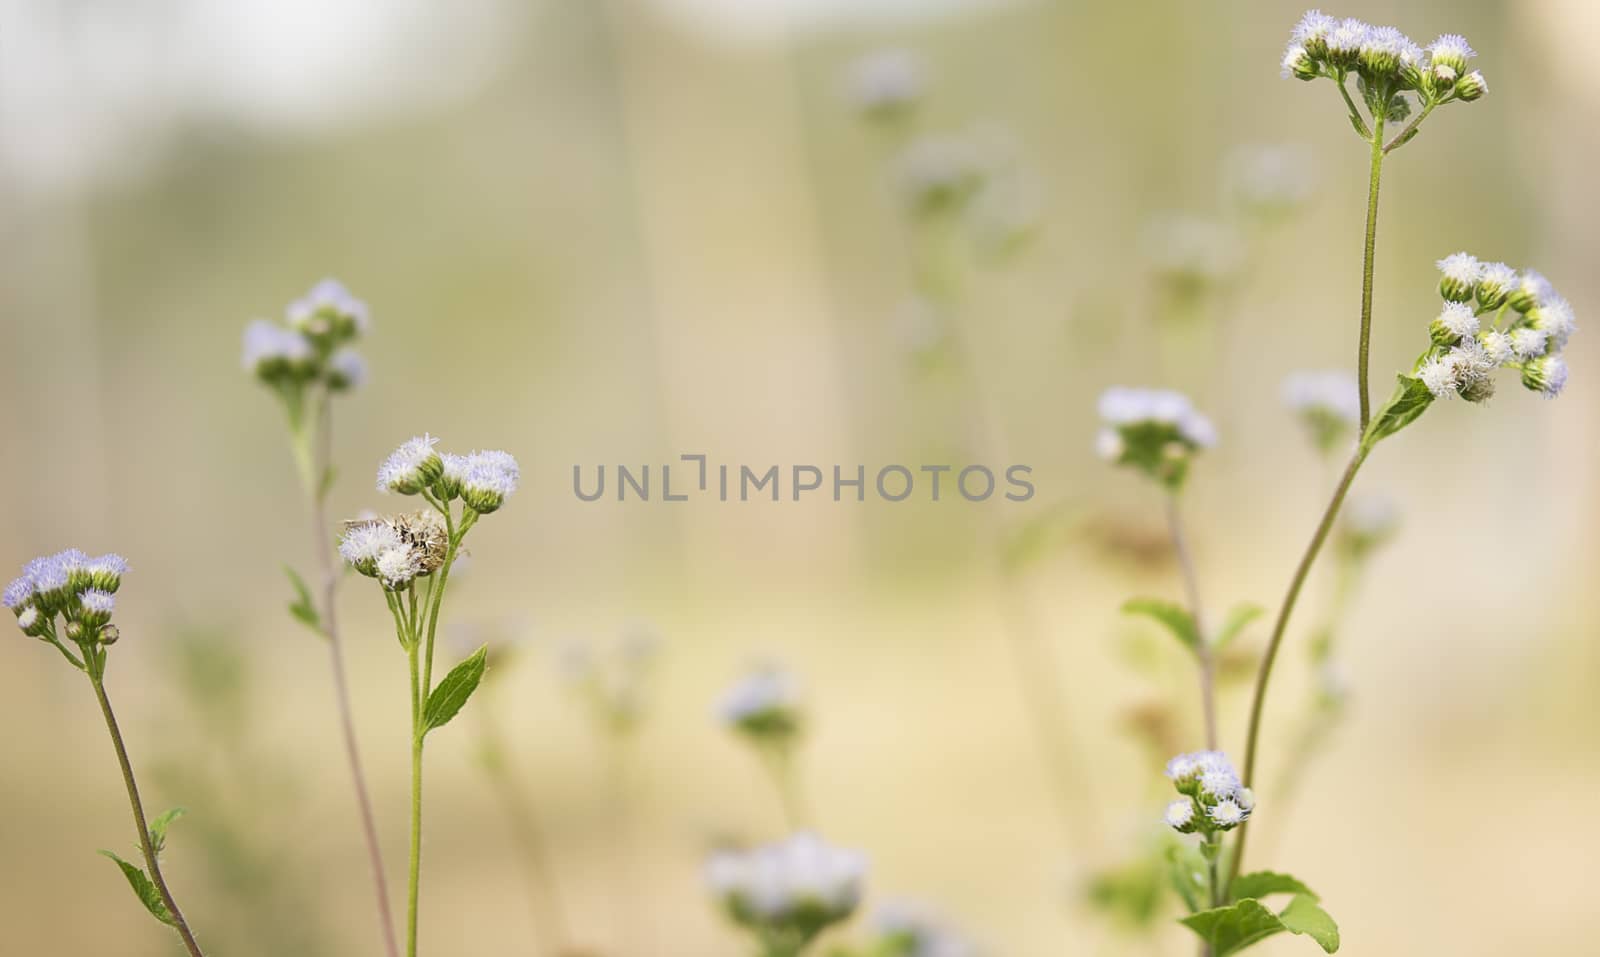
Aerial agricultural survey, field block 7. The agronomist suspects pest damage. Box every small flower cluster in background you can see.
[558,624,663,737]
[242,278,369,394]
[1095,388,1217,490]
[707,832,868,955]
[1163,751,1255,835]
[7,549,127,652]
[1419,253,1576,401]
[719,662,804,744]
[1282,371,1360,456]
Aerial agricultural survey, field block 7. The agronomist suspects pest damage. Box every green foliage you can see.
[1230,870,1318,902]
[282,565,323,637]
[1364,374,1433,445]
[1087,851,1169,929]
[99,850,176,927]
[1213,603,1264,651]
[1166,843,1209,914]
[423,644,488,733]
[1122,598,1201,653]
[1000,504,1079,573]
[1180,894,1339,955]
[148,807,186,857]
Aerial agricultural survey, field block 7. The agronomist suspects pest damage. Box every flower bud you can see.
[1430,302,1479,346]
[1521,354,1568,398]
[1475,262,1516,310]
[99,623,120,645]
[1435,252,1482,303]
[1455,70,1488,102]
[16,605,48,638]
[65,619,84,641]
[1281,45,1317,81]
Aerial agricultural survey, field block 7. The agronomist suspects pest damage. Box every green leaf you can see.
[1364,374,1434,445]
[99,850,176,927]
[319,465,338,500]
[1213,603,1264,651]
[148,807,186,856]
[1347,112,1371,140]
[283,565,323,636]
[1278,894,1340,952]
[1180,896,1339,956]
[1122,598,1201,654]
[1165,844,1208,914]
[1230,870,1318,902]
[423,645,488,733]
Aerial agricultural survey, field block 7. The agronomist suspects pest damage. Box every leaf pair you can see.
[423,645,488,735]
[1122,598,1262,656]
[1180,871,1339,955]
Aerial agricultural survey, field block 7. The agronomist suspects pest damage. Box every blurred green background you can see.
[2,0,1596,954]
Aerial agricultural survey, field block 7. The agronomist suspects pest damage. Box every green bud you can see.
[100,624,120,645]
[1455,71,1488,102]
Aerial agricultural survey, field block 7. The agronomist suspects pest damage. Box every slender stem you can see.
[298,393,402,957]
[1227,443,1371,887]
[1165,494,1218,750]
[90,674,206,957]
[407,641,423,957]
[478,710,572,957]
[1357,115,1386,432]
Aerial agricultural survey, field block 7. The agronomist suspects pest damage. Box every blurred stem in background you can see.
[471,671,573,957]
[285,383,402,957]
[1164,494,1218,751]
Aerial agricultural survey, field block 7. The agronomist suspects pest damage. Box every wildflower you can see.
[84,554,128,593]
[1510,327,1549,359]
[1209,799,1248,827]
[1448,339,1497,403]
[1456,70,1488,101]
[1430,301,1480,346]
[1226,145,1316,220]
[1426,34,1475,75]
[848,49,924,120]
[1282,44,1317,81]
[376,434,444,495]
[4,576,33,613]
[327,349,368,392]
[1528,296,1576,349]
[339,521,404,577]
[287,278,370,340]
[1199,768,1242,800]
[1418,354,1458,399]
[77,589,115,627]
[719,664,802,742]
[1436,252,1482,302]
[1165,798,1197,833]
[9,550,124,642]
[1521,354,1568,397]
[375,546,423,589]
[242,320,314,382]
[16,605,47,637]
[1359,25,1411,79]
[1476,261,1517,309]
[1326,17,1369,68]
[1098,387,1216,488]
[1479,330,1514,365]
[1291,11,1336,59]
[1283,370,1359,452]
[1509,271,1552,313]
[896,135,982,213]
[707,832,866,933]
[459,450,521,514]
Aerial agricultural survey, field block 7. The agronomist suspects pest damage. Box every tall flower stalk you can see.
[244,279,399,957]
[341,435,520,957]
[7,552,206,956]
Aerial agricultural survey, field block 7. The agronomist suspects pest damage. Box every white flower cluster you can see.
[718,663,803,742]
[242,278,370,392]
[376,434,521,514]
[896,135,983,212]
[1282,12,1487,104]
[1097,388,1217,489]
[339,511,448,590]
[1226,144,1317,221]
[707,832,867,937]
[873,901,980,957]
[1419,253,1576,401]
[848,49,924,119]
[1164,750,1255,834]
[1282,370,1360,453]
[1144,215,1243,295]
[7,549,128,644]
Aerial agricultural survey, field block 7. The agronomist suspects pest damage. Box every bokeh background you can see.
[2,0,1597,954]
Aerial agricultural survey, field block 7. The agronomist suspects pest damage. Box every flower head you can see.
[1209,799,1249,828]
[287,278,370,339]
[459,450,520,514]
[1291,10,1336,57]
[1436,252,1483,302]
[1430,301,1480,346]
[848,49,924,119]
[3,576,33,612]
[376,434,444,495]
[719,664,802,742]
[707,832,866,932]
[339,521,404,576]
[1477,262,1517,309]
[1521,354,1568,398]
[1098,387,1215,488]
[1165,798,1197,832]
[1426,33,1475,74]
[896,136,982,213]
[327,349,368,392]
[1528,296,1576,349]
[1510,327,1549,359]
[77,588,115,626]
[242,320,314,381]
[375,545,423,589]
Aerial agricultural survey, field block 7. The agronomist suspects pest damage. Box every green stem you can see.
[90,673,206,957]
[407,640,423,957]
[1357,114,1385,432]
[1228,443,1371,889]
